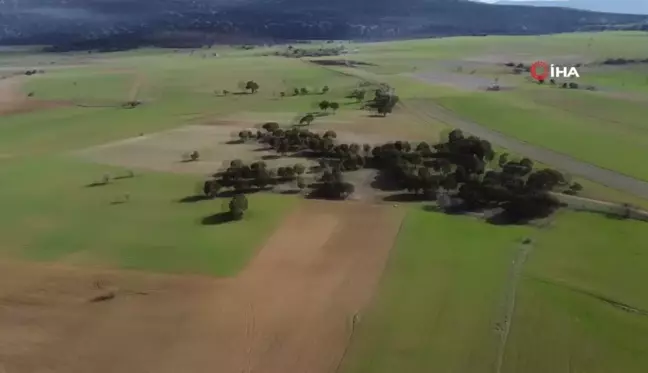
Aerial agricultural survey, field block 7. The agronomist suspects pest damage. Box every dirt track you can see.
[0,201,404,373]
[402,99,648,200]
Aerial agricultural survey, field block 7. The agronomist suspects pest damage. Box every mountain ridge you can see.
[493,1,648,15]
[1,0,646,50]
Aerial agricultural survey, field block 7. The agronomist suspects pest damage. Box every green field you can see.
[342,209,648,373]
[503,212,648,373]
[1,50,370,275]
[340,210,532,373]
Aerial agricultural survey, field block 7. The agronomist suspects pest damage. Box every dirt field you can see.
[0,201,404,373]
[74,124,319,175]
[409,71,514,91]
[0,76,68,116]
[74,120,413,177]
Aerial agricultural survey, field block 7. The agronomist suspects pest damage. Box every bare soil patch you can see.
[410,70,514,92]
[0,77,69,116]
[74,117,427,177]
[74,124,319,175]
[0,201,404,373]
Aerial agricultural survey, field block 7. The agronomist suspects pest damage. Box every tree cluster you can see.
[225,123,581,223]
[364,87,399,116]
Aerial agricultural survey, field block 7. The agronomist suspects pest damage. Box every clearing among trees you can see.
[0,201,404,373]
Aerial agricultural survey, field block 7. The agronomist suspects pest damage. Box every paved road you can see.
[402,99,648,200]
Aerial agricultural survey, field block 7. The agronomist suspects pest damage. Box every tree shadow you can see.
[232,92,250,96]
[85,182,110,188]
[113,174,135,180]
[226,139,244,145]
[383,193,428,202]
[178,195,210,203]
[217,188,262,198]
[201,212,234,226]
[280,189,302,195]
[368,114,386,118]
[110,200,127,205]
[253,147,271,152]
[180,159,197,163]
[370,174,403,192]
[261,154,281,160]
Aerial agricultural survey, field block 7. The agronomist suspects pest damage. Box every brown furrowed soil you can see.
[0,201,404,373]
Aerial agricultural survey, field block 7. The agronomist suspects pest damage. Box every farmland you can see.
[1,31,647,372]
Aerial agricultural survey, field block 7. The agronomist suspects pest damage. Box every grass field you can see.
[340,210,533,373]
[0,156,298,276]
[502,212,648,373]
[342,209,648,373]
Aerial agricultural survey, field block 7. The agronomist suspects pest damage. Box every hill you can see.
[1,0,647,50]
[494,0,648,15]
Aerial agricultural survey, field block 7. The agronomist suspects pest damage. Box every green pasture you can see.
[502,212,648,373]
[341,209,532,373]
[0,156,297,276]
[434,89,648,182]
[1,50,367,275]
[342,209,648,373]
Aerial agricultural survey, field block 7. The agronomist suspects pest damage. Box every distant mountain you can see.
[493,0,648,15]
[1,0,647,50]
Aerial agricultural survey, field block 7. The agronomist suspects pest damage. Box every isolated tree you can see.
[280,91,286,98]
[329,102,339,112]
[190,150,200,161]
[319,100,330,111]
[245,81,260,94]
[222,89,230,96]
[293,88,300,96]
[229,201,245,220]
[321,85,330,94]
[300,87,309,95]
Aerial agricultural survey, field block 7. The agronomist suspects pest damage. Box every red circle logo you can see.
[530,61,550,81]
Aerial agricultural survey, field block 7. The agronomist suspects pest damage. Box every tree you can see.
[228,194,248,220]
[347,89,366,102]
[262,122,280,132]
[296,176,307,191]
[321,85,330,94]
[238,130,253,142]
[329,102,339,111]
[293,88,300,96]
[319,100,330,111]
[300,87,309,95]
[190,151,200,161]
[300,114,315,126]
[203,180,222,197]
[245,80,260,94]
[293,163,306,175]
[498,153,509,169]
[324,130,337,139]
[280,91,286,98]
